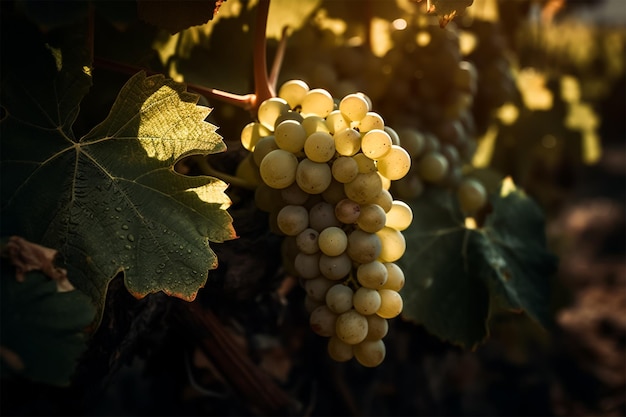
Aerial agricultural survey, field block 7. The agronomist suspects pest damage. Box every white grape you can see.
[334,128,361,156]
[318,252,352,280]
[278,79,309,108]
[377,145,411,180]
[304,131,335,163]
[277,205,309,236]
[294,252,321,279]
[376,289,403,319]
[296,158,332,194]
[301,88,335,118]
[325,284,354,314]
[356,204,387,233]
[335,310,368,345]
[344,172,383,204]
[357,261,388,289]
[258,97,289,130]
[376,226,406,262]
[334,198,361,224]
[339,93,369,122]
[353,339,386,367]
[381,262,405,291]
[331,156,359,184]
[310,305,337,337]
[274,119,307,153]
[241,121,271,151]
[259,149,298,189]
[361,129,392,160]
[347,229,382,264]
[327,336,354,362]
[353,287,382,315]
[296,228,319,255]
[385,200,413,231]
[318,226,348,256]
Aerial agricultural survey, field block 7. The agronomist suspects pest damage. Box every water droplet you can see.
[121,225,129,230]
[158,263,166,269]
[119,235,125,240]
[187,249,192,254]
[115,207,122,212]
[179,245,184,250]
[155,269,162,274]
[124,244,132,250]
[127,234,135,242]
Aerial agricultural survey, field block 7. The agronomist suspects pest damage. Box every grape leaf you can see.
[0,262,96,386]
[1,24,236,326]
[399,181,557,348]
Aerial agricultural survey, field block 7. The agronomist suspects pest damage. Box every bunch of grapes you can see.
[238,80,413,367]
[277,13,490,218]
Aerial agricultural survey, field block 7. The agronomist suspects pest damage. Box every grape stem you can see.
[93,0,283,118]
[193,156,257,190]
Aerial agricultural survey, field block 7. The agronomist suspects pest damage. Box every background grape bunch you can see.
[238,80,413,367]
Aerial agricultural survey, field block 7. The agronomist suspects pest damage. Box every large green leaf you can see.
[1,24,236,325]
[0,263,96,386]
[399,181,557,348]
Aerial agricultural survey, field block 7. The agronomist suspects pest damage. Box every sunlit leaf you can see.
[1,29,237,327]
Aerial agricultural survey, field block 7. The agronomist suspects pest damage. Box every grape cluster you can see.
[277,14,490,217]
[239,80,413,367]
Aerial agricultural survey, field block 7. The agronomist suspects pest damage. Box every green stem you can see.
[193,156,257,191]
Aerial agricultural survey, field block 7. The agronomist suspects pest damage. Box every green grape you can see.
[334,198,361,224]
[357,260,388,289]
[309,201,341,231]
[278,79,309,108]
[339,93,369,122]
[302,115,330,136]
[326,110,350,134]
[241,121,271,151]
[364,314,388,340]
[381,262,405,291]
[304,276,335,301]
[277,205,309,236]
[301,88,335,118]
[353,339,386,367]
[252,135,279,166]
[294,252,321,279]
[274,119,307,153]
[344,172,383,204]
[325,284,354,314]
[321,179,347,205]
[353,287,382,315]
[457,177,487,214]
[361,129,392,160]
[353,153,377,173]
[281,182,309,205]
[310,305,337,337]
[356,204,387,233]
[331,156,359,184]
[376,289,403,319]
[296,228,319,255]
[376,226,406,262]
[397,128,426,159]
[327,336,353,362]
[335,310,368,345]
[296,158,332,194]
[319,252,352,280]
[347,229,382,264]
[318,226,348,257]
[417,151,449,183]
[355,111,384,132]
[334,127,361,156]
[377,145,411,180]
[304,131,336,163]
[259,149,298,189]
[385,200,413,231]
[370,188,393,213]
[258,97,289,130]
